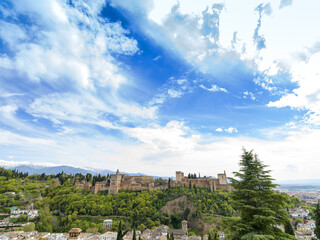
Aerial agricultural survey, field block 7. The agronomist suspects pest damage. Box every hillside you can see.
[0,167,233,233]
[0,167,299,235]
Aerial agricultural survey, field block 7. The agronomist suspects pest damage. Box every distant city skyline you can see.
[0,0,320,180]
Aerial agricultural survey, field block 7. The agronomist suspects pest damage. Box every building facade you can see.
[75,170,231,194]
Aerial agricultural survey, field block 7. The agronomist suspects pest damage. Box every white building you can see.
[10,209,39,219]
[103,219,113,230]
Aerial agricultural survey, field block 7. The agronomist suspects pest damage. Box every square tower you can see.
[176,171,184,182]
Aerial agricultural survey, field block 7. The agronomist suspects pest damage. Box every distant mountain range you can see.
[0,161,162,178]
[7,164,116,176]
[275,179,320,186]
[2,164,114,175]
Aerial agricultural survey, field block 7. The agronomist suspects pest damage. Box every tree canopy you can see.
[314,203,320,238]
[227,149,296,240]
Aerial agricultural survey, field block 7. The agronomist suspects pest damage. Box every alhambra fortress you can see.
[74,170,232,194]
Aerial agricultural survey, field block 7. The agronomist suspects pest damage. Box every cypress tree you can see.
[284,220,295,236]
[171,233,174,240]
[227,148,296,239]
[132,229,136,240]
[314,203,320,238]
[116,221,128,240]
[213,232,219,240]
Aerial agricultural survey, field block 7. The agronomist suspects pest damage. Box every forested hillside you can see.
[0,167,299,234]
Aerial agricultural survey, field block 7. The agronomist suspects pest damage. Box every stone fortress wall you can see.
[75,170,231,194]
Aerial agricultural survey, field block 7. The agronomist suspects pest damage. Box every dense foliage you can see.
[314,203,320,238]
[39,181,233,231]
[227,149,296,240]
[0,167,233,233]
[0,165,301,235]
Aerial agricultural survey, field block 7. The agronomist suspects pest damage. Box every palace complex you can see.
[74,170,232,194]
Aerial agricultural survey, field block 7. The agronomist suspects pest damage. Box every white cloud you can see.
[200,84,227,93]
[243,91,256,100]
[216,127,238,133]
[153,55,161,61]
[0,0,158,134]
[0,105,34,131]
[27,91,157,128]
[111,0,320,111]
[167,89,183,98]
[125,121,201,152]
[225,127,238,133]
[2,120,320,180]
[0,20,27,49]
[1,0,138,90]
[0,129,54,146]
[268,51,320,125]
[279,0,293,9]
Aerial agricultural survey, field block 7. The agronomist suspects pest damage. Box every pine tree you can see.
[314,203,320,238]
[227,148,296,239]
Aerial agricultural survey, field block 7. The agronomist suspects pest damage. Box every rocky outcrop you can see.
[160,195,221,235]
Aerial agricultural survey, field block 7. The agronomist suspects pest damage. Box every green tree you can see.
[116,221,128,240]
[137,224,146,232]
[294,218,303,229]
[284,220,295,236]
[227,149,296,239]
[133,229,136,240]
[314,203,320,238]
[86,227,99,233]
[23,222,35,232]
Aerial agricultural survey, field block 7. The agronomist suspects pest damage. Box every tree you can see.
[86,227,99,233]
[294,218,303,229]
[23,222,35,232]
[117,221,128,240]
[284,220,295,236]
[314,203,320,238]
[133,229,136,240]
[227,148,296,239]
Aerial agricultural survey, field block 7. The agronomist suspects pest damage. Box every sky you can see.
[0,0,319,180]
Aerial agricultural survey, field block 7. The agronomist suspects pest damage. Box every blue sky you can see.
[0,0,320,180]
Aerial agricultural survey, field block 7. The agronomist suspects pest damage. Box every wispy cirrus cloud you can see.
[200,84,227,93]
